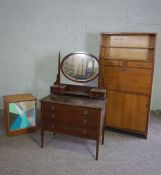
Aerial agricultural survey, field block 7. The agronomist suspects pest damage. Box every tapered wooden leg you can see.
[41,128,44,148]
[102,126,105,145]
[96,139,99,160]
[40,103,44,148]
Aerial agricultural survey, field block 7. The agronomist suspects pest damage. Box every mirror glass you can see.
[61,52,99,83]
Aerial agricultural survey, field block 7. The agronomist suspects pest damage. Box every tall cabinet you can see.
[99,32,156,137]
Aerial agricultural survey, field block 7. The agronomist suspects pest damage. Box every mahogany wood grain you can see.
[40,95,106,160]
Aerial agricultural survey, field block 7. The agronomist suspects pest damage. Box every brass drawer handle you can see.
[83,129,87,135]
[84,110,88,115]
[51,114,55,119]
[51,123,55,128]
[51,105,55,110]
[83,119,88,125]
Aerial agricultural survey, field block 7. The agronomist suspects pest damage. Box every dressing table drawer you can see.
[55,105,99,117]
[42,102,56,112]
[41,102,100,134]
[55,125,97,139]
[55,106,99,127]
[90,88,107,100]
[128,61,152,69]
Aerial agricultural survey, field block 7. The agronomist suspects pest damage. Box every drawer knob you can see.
[84,110,88,115]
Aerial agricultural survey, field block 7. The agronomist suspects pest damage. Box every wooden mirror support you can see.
[50,52,106,99]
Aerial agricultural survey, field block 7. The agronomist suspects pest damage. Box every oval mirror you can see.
[61,52,99,83]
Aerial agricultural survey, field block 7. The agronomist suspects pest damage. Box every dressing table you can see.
[40,52,107,160]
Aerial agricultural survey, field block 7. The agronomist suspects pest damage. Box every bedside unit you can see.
[3,93,37,136]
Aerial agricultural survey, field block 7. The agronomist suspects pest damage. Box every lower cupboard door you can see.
[122,93,149,133]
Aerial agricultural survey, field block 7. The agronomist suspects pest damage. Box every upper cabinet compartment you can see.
[100,33,156,61]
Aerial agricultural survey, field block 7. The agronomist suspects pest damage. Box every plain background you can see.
[0,0,161,109]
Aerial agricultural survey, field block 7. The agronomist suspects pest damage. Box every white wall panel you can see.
[0,0,161,109]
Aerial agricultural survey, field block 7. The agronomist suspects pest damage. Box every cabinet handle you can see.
[119,67,127,71]
[137,63,143,67]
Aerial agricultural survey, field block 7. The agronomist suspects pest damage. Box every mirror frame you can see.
[60,52,99,83]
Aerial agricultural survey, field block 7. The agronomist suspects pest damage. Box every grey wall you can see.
[0,0,161,109]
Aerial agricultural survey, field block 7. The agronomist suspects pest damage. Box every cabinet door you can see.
[104,65,152,94]
[122,93,149,132]
[106,91,124,128]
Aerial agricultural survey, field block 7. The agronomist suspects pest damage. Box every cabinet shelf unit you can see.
[99,32,157,137]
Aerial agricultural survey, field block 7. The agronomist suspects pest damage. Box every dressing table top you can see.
[41,94,106,109]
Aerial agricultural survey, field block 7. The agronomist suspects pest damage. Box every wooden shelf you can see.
[101,46,154,50]
[101,57,152,61]
[103,58,152,61]
[101,32,156,36]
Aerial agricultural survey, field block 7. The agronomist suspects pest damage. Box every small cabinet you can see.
[3,93,37,136]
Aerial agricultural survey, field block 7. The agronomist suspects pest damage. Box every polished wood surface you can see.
[106,91,123,128]
[3,93,36,103]
[122,93,149,132]
[99,32,156,137]
[104,65,152,94]
[40,94,106,160]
